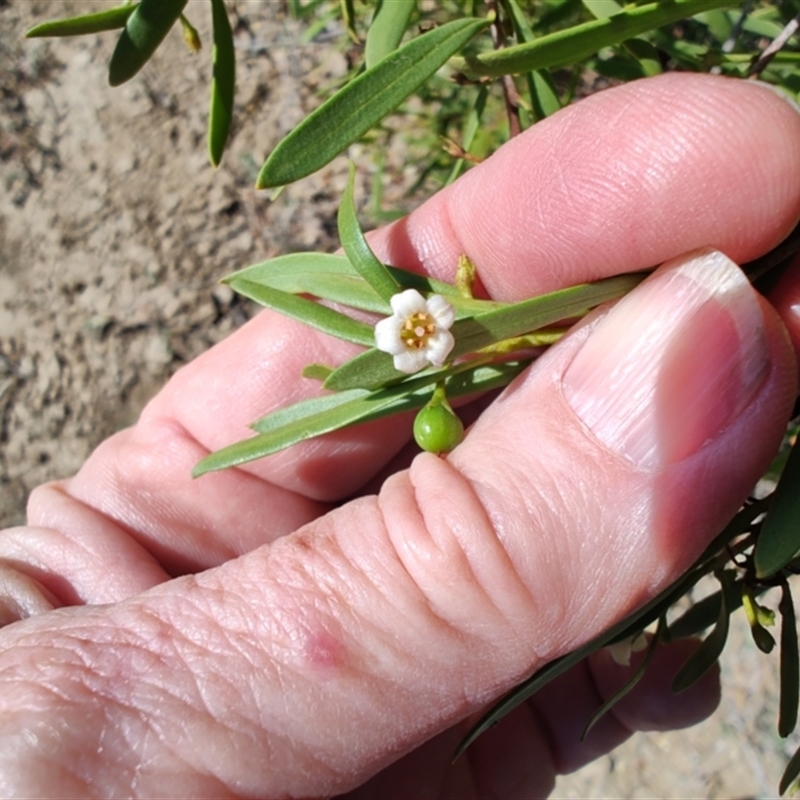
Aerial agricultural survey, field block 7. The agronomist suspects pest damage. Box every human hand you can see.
[1,73,800,798]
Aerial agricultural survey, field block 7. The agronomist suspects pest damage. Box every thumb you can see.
[0,251,794,798]
[439,247,795,653]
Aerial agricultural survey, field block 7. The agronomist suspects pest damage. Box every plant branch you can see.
[748,10,800,78]
[722,1,752,54]
[486,0,522,137]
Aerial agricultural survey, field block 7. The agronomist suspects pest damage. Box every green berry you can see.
[413,401,464,454]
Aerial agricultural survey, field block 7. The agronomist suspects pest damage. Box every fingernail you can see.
[562,249,770,469]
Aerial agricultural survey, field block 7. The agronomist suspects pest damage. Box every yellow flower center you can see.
[400,312,436,350]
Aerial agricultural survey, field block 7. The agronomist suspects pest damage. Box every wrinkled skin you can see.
[2,74,800,798]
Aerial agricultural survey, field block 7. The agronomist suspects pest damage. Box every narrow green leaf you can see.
[450,1,735,78]
[109,0,188,87]
[781,741,800,796]
[339,163,400,302]
[755,438,800,579]
[251,387,371,434]
[226,253,390,313]
[341,0,359,43]
[695,8,733,42]
[445,84,488,185]
[193,361,528,476]
[728,52,800,67]
[650,30,708,69]
[779,582,799,739]
[581,619,663,740]
[461,84,489,146]
[195,388,407,476]
[529,70,561,120]
[671,570,734,694]
[620,37,662,77]
[256,16,490,188]
[586,0,671,61]
[594,51,650,82]
[325,272,646,391]
[504,0,561,122]
[224,252,504,316]
[670,591,723,641]
[26,5,137,37]
[365,0,416,69]
[669,580,752,640]
[582,0,622,17]
[422,271,645,354]
[742,13,785,41]
[229,279,375,346]
[251,359,525,436]
[302,6,340,43]
[208,0,235,167]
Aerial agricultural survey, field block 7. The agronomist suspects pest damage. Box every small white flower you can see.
[606,632,648,667]
[374,289,456,374]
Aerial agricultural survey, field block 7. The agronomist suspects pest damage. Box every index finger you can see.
[373,73,800,299]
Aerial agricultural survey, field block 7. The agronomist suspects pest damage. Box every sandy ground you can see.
[1,1,799,796]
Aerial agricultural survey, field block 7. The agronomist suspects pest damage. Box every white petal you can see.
[606,640,633,667]
[426,294,455,329]
[390,289,427,317]
[374,316,406,355]
[393,349,428,374]
[606,633,648,666]
[425,330,455,367]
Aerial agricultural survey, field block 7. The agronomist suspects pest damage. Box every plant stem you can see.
[486,0,522,137]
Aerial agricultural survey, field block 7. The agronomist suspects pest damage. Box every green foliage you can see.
[26,5,137,37]
[365,0,416,68]
[451,1,737,78]
[193,360,526,477]
[581,620,663,740]
[780,581,799,739]
[338,163,401,302]
[27,0,235,166]
[671,570,734,693]
[229,279,375,346]
[30,1,800,192]
[323,272,643,391]
[224,253,500,316]
[255,16,491,188]
[208,0,235,168]
[108,0,189,86]
[756,438,800,578]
